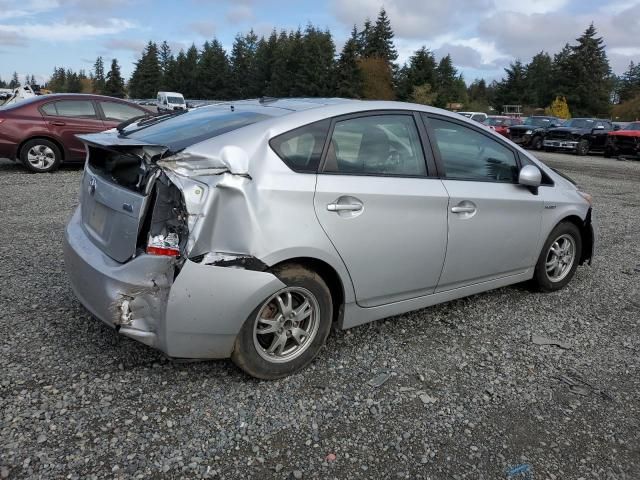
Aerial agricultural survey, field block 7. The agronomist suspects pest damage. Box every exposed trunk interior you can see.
[82,145,187,264]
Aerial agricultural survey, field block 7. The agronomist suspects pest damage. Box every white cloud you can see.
[493,0,568,14]
[0,18,135,41]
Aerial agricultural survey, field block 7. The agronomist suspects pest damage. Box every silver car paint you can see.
[64,99,592,359]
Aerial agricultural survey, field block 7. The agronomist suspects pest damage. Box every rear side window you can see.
[44,100,97,118]
[269,120,330,173]
[125,108,271,151]
[323,115,426,176]
[427,116,518,182]
[100,101,145,122]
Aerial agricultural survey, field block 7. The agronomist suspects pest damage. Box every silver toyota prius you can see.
[63,98,594,379]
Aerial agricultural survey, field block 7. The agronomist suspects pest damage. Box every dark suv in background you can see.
[508,116,561,150]
[0,94,150,172]
[543,118,615,156]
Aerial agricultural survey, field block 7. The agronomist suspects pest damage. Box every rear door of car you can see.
[96,100,149,128]
[313,111,449,307]
[590,120,612,149]
[421,113,544,292]
[41,99,106,160]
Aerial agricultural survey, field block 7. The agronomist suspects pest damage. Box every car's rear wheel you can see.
[576,139,590,156]
[20,139,62,173]
[532,222,582,292]
[232,264,333,379]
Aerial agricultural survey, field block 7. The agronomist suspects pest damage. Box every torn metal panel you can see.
[194,252,268,272]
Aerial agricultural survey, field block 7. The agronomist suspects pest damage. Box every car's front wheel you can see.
[530,135,543,150]
[232,264,333,379]
[20,139,62,173]
[576,139,590,156]
[532,222,582,292]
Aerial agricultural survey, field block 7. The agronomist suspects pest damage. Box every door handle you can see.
[49,121,66,126]
[451,206,476,213]
[327,203,362,212]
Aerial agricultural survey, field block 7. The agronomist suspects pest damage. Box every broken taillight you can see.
[146,233,180,257]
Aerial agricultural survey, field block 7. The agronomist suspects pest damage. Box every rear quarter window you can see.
[269,120,330,173]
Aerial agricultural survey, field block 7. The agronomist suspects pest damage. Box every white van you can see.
[157,92,187,113]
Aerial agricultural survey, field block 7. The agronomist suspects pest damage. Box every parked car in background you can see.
[64,98,594,379]
[543,118,615,155]
[0,94,151,172]
[483,115,523,138]
[458,111,488,122]
[508,116,561,150]
[157,92,187,113]
[605,121,640,158]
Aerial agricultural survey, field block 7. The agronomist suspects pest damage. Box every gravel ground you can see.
[1,152,639,479]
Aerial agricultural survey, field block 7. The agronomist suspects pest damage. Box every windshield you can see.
[168,96,184,104]
[484,117,507,126]
[124,107,272,151]
[624,122,640,131]
[562,119,595,129]
[524,117,554,127]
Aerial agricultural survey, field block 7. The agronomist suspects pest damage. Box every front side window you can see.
[323,115,427,176]
[270,120,330,173]
[48,100,97,118]
[427,116,519,182]
[100,101,145,122]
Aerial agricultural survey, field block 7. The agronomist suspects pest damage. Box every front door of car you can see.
[42,100,105,160]
[314,112,449,308]
[423,114,544,292]
[589,120,612,149]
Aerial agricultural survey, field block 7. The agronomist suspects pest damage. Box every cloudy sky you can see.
[1,0,639,86]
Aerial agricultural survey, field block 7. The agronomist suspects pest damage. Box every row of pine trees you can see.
[2,9,639,118]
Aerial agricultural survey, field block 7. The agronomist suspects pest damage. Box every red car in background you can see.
[483,115,523,138]
[0,94,151,172]
[605,121,640,158]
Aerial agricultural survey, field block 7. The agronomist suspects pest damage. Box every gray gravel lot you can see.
[1,152,639,479]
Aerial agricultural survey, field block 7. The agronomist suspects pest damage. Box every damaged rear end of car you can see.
[63,106,287,358]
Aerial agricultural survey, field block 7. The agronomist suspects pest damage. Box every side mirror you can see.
[519,165,542,190]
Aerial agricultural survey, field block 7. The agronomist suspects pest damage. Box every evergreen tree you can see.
[397,46,437,100]
[158,41,175,90]
[47,67,66,92]
[365,8,397,63]
[230,31,258,98]
[568,24,612,116]
[0,76,6,88]
[104,58,126,98]
[335,27,363,98]
[618,61,640,103]
[434,55,462,108]
[294,25,335,97]
[182,44,201,98]
[545,96,571,119]
[65,69,82,93]
[253,31,279,96]
[267,30,297,97]
[198,38,230,99]
[494,60,528,109]
[525,52,554,108]
[9,72,19,88]
[466,79,489,111]
[92,56,106,94]
[128,41,162,98]
[358,19,373,55]
[171,50,188,94]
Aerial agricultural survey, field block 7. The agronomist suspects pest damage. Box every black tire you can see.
[231,264,333,379]
[530,135,543,150]
[532,222,582,292]
[576,138,590,156]
[20,138,62,173]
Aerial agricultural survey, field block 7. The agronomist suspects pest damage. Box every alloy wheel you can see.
[27,145,56,171]
[252,287,320,363]
[545,234,576,282]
